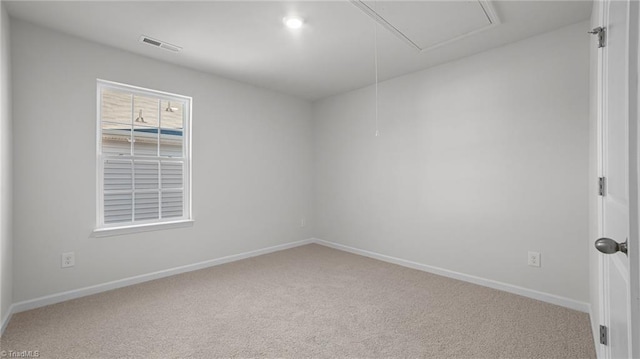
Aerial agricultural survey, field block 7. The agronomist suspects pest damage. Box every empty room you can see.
[0,0,639,358]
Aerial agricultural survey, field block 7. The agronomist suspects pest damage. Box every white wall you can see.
[0,2,13,326]
[10,19,313,303]
[313,21,591,303]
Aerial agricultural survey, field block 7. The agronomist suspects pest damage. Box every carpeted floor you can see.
[1,244,595,358]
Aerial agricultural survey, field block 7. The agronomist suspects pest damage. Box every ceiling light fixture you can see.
[283,16,304,29]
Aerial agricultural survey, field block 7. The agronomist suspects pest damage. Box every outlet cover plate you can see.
[528,251,541,267]
[61,252,75,268]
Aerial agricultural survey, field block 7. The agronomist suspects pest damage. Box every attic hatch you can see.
[350,0,500,52]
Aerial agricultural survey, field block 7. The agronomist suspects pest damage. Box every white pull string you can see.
[373,3,380,137]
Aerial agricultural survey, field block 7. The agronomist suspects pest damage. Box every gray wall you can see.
[313,21,591,302]
[10,19,313,302]
[0,3,13,325]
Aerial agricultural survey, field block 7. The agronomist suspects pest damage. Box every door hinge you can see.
[599,177,606,196]
[589,27,606,48]
[600,325,608,345]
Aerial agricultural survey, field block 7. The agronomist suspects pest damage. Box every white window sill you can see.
[92,220,194,238]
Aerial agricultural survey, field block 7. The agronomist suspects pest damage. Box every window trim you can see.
[94,79,193,235]
[91,219,194,238]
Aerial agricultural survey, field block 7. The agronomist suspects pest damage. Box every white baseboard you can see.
[0,303,15,337]
[313,238,590,313]
[8,238,315,320]
[2,236,591,336]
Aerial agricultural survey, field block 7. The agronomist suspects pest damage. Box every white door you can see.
[596,0,636,358]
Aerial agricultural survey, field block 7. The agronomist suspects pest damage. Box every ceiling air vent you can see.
[139,35,182,53]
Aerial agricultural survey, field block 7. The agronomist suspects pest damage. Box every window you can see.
[95,80,191,234]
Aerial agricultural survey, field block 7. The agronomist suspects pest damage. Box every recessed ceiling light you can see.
[283,16,304,29]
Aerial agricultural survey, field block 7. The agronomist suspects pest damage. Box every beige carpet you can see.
[1,244,595,358]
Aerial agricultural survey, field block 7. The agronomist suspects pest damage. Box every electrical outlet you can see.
[528,251,541,267]
[61,252,75,268]
[300,218,306,227]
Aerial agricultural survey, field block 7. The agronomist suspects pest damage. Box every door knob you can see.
[595,238,628,255]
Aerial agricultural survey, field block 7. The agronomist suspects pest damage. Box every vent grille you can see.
[139,35,182,53]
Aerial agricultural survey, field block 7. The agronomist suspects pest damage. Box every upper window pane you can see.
[131,95,160,156]
[101,89,132,125]
[101,89,133,156]
[102,121,131,156]
[134,95,159,127]
[160,100,184,158]
[133,123,159,157]
[160,100,183,129]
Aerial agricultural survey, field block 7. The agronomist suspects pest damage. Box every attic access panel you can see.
[352,1,500,52]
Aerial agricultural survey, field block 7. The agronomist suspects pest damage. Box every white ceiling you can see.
[5,1,592,101]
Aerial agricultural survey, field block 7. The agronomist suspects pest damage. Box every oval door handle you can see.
[595,238,628,255]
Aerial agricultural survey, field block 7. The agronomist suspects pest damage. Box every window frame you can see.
[94,79,193,237]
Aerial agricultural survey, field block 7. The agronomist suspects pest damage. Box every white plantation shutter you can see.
[161,162,183,188]
[135,192,159,221]
[103,159,133,224]
[162,190,183,218]
[104,192,133,224]
[134,161,159,189]
[104,159,132,191]
[98,80,191,229]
